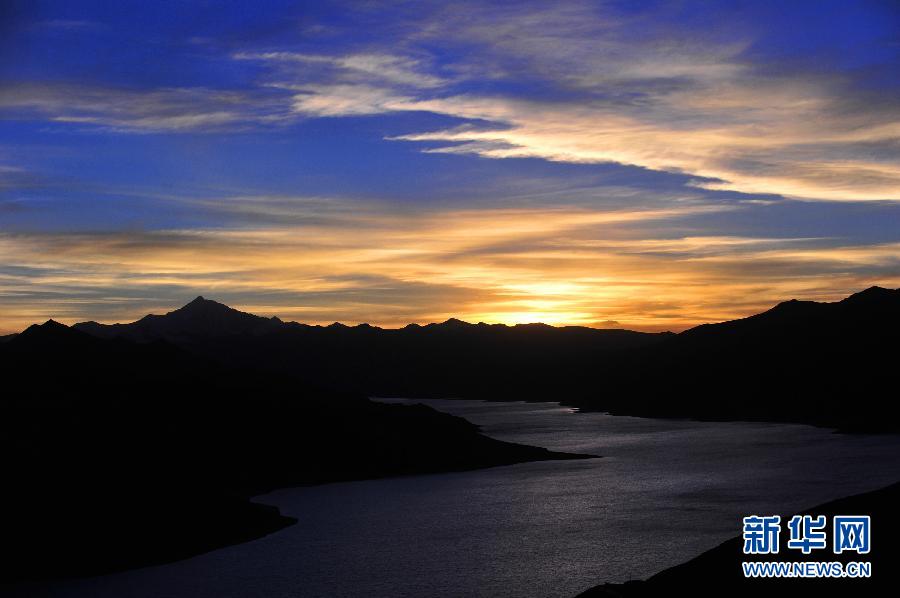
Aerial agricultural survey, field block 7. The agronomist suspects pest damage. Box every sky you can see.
[1,0,899,333]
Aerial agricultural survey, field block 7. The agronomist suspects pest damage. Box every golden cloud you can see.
[1,201,897,333]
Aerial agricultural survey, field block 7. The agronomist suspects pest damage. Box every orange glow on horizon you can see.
[1,199,897,335]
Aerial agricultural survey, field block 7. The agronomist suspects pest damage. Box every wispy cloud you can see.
[6,3,898,200]
[229,2,900,201]
[1,195,896,333]
[0,83,292,132]
[235,51,445,89]
[2,1,898,332]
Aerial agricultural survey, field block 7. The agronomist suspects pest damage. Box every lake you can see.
[12,399,900,597]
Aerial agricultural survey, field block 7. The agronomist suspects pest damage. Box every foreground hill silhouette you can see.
[577,481,900,597]
[72,286,900,431]
[572,285,900,431]
[0,321,587,583]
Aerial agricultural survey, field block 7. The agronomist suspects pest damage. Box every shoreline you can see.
[2,416,590,586]
[576,480,900,597]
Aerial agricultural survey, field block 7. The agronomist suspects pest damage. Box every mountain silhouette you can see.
[12,319,93,348]
[680,285,898,341]
[1,318,587,583]
[73,301,672,403]
[2,286,897,583]
[75,296,283,342]
[69,286,899,430]
[570,286,900,430]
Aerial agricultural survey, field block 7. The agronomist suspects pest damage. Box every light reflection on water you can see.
[13,399,900,598]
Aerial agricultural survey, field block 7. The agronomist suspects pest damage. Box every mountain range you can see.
[580,285,899,430]
[0,312,587,583]
[2,286,896,582]
[56,285,900,431]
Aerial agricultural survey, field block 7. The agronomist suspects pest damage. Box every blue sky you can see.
[1,0,899,331]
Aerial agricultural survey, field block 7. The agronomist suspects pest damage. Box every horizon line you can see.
[4,285,895,337]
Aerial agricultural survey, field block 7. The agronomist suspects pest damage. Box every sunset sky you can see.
[2,0,899,333]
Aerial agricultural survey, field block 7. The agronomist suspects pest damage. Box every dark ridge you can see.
[70,297,670,407]
[565,285,900,431]
[441,317,471,326]
[66,285,900,432]
[1,315,590,583]
[3,285,897,582]
[73,297,282,342]
[577,481,900,597]
[20,318,70,335]
[12,320,96,350]
[838,284,895,305]
[421,317,473,330]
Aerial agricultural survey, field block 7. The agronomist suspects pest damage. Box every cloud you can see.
[380,77,900,202]
[0,82,293,132]
[236,49,447,117]
[3,1,899,333]
[231,2,900,201]
[285,84,411,117]
[6,3,897,200]
[235,51,445,89]
[1,195,897,333]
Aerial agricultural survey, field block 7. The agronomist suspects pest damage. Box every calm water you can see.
[12,399,900,598]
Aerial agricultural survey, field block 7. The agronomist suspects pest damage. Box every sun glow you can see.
[2,198,897,334]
